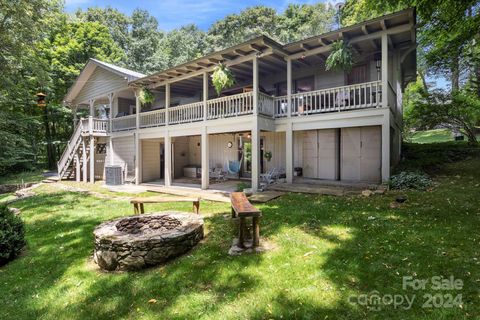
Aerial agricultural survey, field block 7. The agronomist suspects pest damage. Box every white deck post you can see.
[201,127,209,190]
[89,99,95,117]
[286,122,293,184]
[75,154,80,182]
[287,58,292,118]
[203,72,208,121]
[286,58,293,184]
[135,92,141,185]
[381,33,389,109]
[382,115,391,182]
[251,55,260,191]
[164,131,172,187]
[252,55,259,115]
[82,137,87,183]
[89,137,95,183]
[165,83,170,125]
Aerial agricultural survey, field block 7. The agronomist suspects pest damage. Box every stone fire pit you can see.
[93,211,204,271]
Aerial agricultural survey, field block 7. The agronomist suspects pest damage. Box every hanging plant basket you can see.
[139,88,155,105]
[211,63,236,96]
[325,40,355,72]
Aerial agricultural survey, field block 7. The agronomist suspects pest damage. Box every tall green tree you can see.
[127,9,163,74]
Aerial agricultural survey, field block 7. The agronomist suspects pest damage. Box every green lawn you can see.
[0,169,46,185]
[410,129,453,144]
[1,150,479,319]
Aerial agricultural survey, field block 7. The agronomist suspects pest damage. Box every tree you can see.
[407,89,480,144]
[75,7,131,60]
[278,3,336,43]
[157,25,207,69]
[127,9,163,74]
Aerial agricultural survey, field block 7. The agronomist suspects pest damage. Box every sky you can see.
[64,0,448,88]
[64,0,340,31]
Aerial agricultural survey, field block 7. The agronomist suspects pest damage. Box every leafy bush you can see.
[389,171,432,190]
[0,205,26,265]
[398,142,480,172]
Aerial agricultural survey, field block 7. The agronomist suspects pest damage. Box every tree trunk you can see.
[43,106,55,170]
[451,57,460,92]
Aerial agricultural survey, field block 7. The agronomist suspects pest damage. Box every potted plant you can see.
[264,151,272,162]
[211,63,236,96]
[139,88,155,105]
[325,40,355,72]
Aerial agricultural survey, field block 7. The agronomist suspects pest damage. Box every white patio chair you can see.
[260,167,279,185]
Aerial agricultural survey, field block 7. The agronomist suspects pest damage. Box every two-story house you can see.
[60,8,416,192]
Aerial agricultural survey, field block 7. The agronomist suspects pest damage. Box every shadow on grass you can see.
[1,157,479,319]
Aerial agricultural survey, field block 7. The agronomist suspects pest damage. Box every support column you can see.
[135,92,141,185]
[75,154,80,182]
[382,115,391,182]
[89,99,95,117]
[203,72,208,121]
[82,138,87,183]
[201,127,209,190]
[251,120,260,192]
[286,122,293,184]
[287,58,292,118]
[252,55,259,115]
[165,83,170,125]
[73,106,78,127]
[164,132,172,187]
[89,137,95,183]
[381,33,389,109]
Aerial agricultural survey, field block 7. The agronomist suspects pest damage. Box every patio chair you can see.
[260,167,279,185]
[210,167,227,181]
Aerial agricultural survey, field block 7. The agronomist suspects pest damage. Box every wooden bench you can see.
[230,192,262,248]
[130,196,200,215]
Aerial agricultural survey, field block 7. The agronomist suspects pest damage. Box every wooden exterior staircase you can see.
[57,117,109,181]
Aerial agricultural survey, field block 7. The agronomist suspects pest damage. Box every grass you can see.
[0,145,479,319]
[0,169,46,185]
[410,129,453,144]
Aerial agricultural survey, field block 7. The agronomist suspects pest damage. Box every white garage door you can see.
[302,129,339,180]
[341,126,381,182]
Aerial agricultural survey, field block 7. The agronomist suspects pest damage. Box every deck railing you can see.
[169,101,204,124]
[107,81,384,132]
[274,80,382,117]
[140,109,166,128]
[207,91,254,119]
[111,114,136,132]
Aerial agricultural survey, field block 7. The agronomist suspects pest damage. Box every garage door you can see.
[341,126,381,182]
[302,129,339,180]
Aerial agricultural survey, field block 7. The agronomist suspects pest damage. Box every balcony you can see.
[110,81,383,132]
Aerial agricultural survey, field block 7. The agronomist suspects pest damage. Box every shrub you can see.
[236,182,250,192]
[0,205,26,265]
[389,171,432,191]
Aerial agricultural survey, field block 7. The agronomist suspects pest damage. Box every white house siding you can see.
[208,134,239,170]
[262,132,286,173]
[73,67,128,104]
[110,136,135,176]
[142,140,161,182]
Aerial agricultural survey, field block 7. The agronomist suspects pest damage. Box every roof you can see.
[130,8,416,89]
[63,58,145,105]
[89,59,145,79]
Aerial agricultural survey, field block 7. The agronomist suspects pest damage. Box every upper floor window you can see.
[275,76,315,96]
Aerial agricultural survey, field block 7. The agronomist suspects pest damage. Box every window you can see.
[275,76,315,96]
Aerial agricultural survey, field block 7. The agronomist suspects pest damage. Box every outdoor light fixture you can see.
[36,92,47,107]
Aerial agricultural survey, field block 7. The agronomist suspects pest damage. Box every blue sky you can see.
[65,0,339,30]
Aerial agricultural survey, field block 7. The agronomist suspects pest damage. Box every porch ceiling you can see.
[130,36,289,89]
